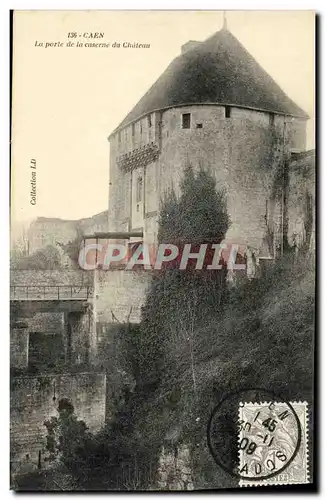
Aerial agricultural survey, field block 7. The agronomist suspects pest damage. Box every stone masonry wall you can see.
[10,270,96,368]
[287,151,315,252]
[11,269,94,287]
[10,372,106,474]
[94,269,151,325]
[28,218,78,255]
[156,105,286,252]
[109,104,307,254]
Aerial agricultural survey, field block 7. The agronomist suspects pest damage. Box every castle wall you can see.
[28,219,78,255]
[115,111,159,156]
[289,118,307,151]
[109,104,307,254]
[93,270,152,417]
[287,151,315,252]
[230,107,271,126]
[94,269,151,325]
[109,111,161,233]
[157,105,286,251]
[27,211,109,256]
[108,135,131,232]
[10,372,106,474]
[79,210,109,235]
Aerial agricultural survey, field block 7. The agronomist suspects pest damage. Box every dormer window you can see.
[182,113,191,129]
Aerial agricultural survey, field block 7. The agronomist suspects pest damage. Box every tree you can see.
[58,226,85,267]
[137,164,231,390]
[11,245,63,270]
[10,227,29,268]
[178,164,230,243]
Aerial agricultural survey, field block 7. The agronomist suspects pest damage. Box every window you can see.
[140,121,143,135]
[147,114,152,128]
[196,123,203,128]
[182,113,191,129]
[225,106,231,118]
[265,199,268,224]
[136,176,143,203]
[269,113,275,126]
[132,123,135,137]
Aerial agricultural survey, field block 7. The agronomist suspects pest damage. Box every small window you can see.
[147,114,152,128]
[225,106,231,118]
[132,123,135,137]
[196,123,203,129]
[269,113,275,126]
[136,176,143,203]
[182,113,191,129]
[140,121,143,135]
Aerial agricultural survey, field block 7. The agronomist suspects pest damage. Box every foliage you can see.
[177,164,230,243]
[11,244,63,270]
[109,163,233,488]
[158,164,230,244]
[137,164,230,389]
[41,395,159,490]
[19,251,314,491]
[19,162,314,491]
[43,398,100,473]
[58,234,84,266]
[128,253,314,489]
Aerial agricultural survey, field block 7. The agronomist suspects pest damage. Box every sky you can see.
[11,10,315,224]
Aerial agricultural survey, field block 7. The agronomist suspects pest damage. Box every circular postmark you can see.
[207,388,302,481]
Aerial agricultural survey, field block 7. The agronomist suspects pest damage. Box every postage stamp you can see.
[238,401,309,486]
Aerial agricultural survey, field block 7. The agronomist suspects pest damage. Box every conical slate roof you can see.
[111,28,308,136]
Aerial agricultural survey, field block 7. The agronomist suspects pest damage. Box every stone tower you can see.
[107,27,308,257]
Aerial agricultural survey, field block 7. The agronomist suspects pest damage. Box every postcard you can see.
[10,10,315,491]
